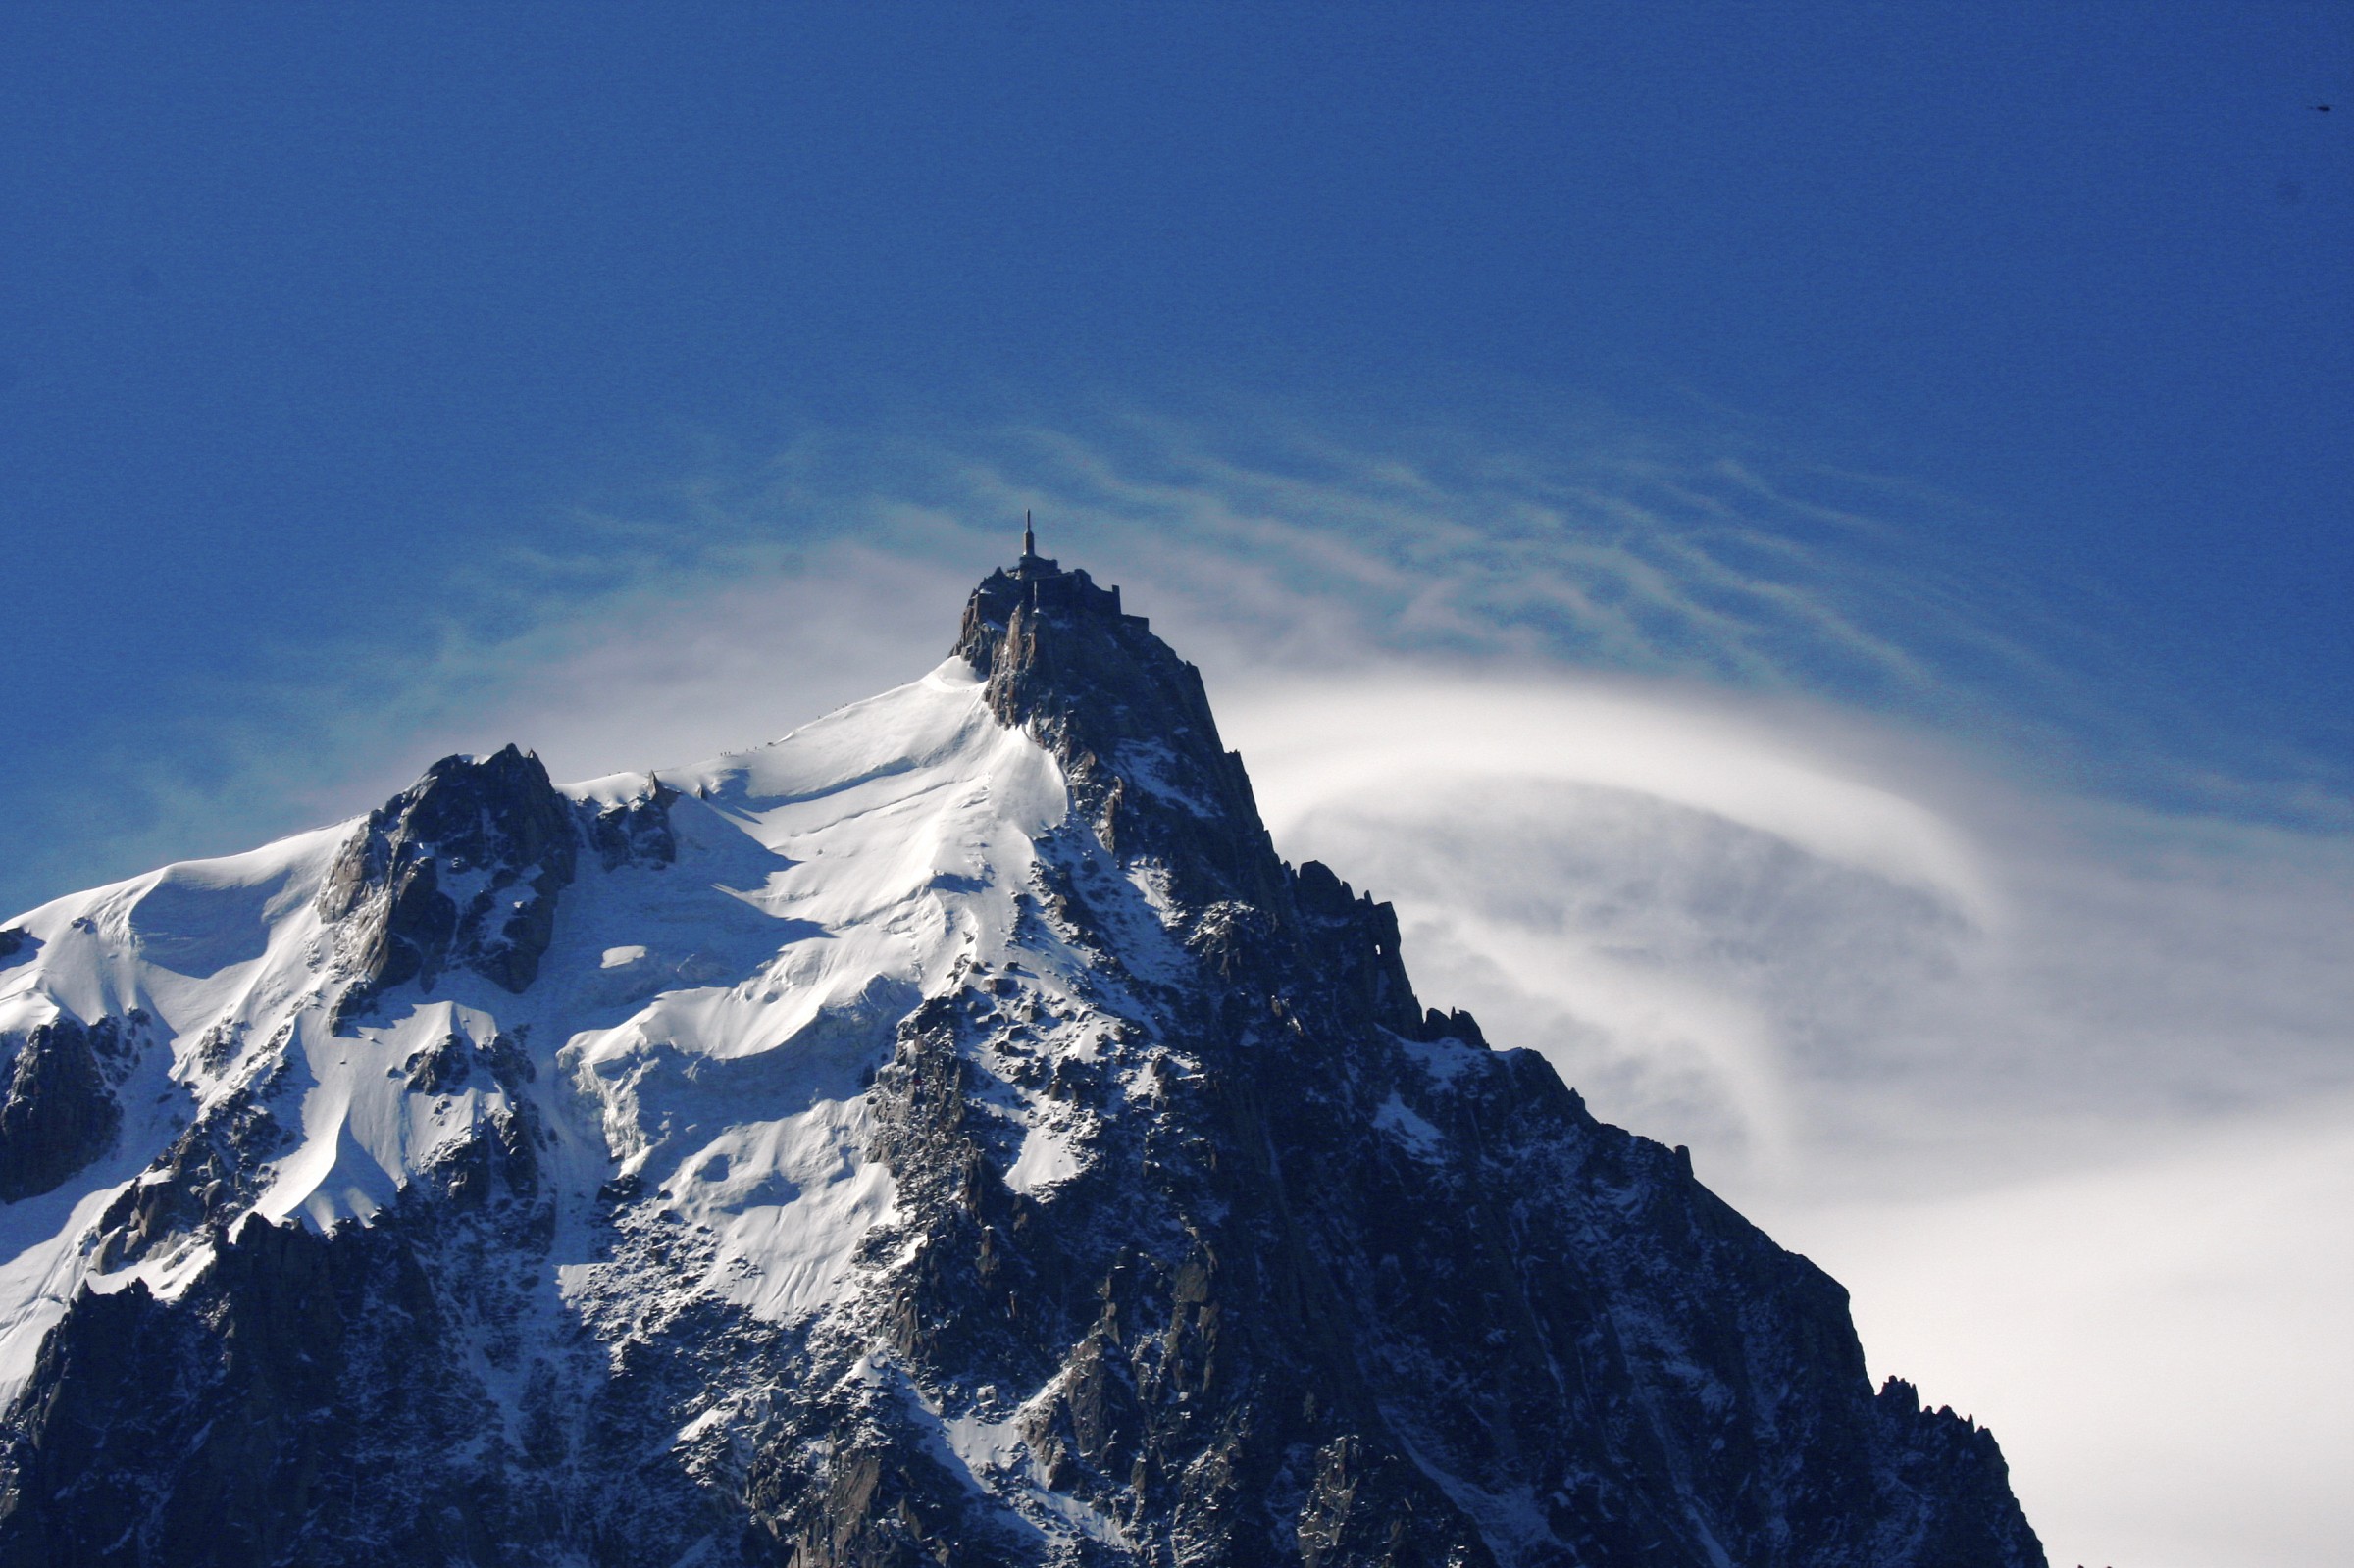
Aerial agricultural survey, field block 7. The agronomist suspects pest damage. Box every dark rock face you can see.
[958,550,1290,917]
[0,554,2046,1566]
[90,1062,294,1272]
[587,780,680,871]
[1869,1381,2041,1568]
[0,930,31,966]
[747,863,2044,1565]
[318,750,676,1022]
[0,1016,132,1203]
[773,553,2047,1567]
[0,1205,554,1566]
[320,744,581,1008]
[0,1030,575,1568]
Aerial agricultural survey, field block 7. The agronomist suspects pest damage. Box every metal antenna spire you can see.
[1022,509,1036,560]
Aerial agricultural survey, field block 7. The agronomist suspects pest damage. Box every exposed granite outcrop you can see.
[957,548,1292,920]
[0,1063,568,1568]
[587,777,681,872]
[320,745,581,1013]
[90,1070,294,1271]
[0,1015,131,1203]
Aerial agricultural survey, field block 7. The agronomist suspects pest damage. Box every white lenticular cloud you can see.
[1798,1106,2354,1568]
[1215,670,2354,1179]
[1223,675,1996,922]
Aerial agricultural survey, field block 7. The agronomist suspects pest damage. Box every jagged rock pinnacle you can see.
[955,549,1293,920]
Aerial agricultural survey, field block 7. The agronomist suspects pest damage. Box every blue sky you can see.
[4,3,2348,916]
[3,9,2351,1562]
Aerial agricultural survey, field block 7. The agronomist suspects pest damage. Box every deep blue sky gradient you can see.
[2,3,2348,908]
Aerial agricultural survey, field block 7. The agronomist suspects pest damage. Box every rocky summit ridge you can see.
[0,545,2043,1566]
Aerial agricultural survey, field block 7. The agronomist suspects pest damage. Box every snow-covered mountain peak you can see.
[0,554,2045,1566]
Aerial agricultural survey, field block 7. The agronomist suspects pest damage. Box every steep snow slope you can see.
[0,552,2045,1567]
[0,659,1057,1390]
